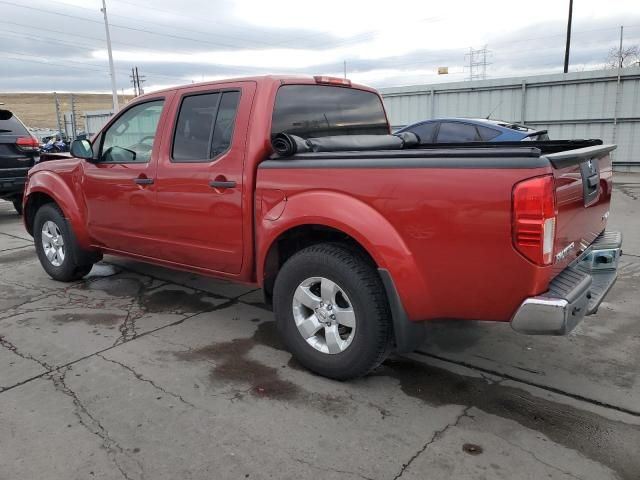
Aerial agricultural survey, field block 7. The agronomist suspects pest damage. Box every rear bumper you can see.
[511,231,622,335]
[0,176,26,197]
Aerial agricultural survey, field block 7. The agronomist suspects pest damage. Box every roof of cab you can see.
[136,75,378,98]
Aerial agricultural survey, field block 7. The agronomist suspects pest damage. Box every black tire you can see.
[12,197,23,215]
[273,243,392,380]
[33,203,95,282]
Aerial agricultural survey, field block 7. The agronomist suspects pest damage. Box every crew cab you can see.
[22,76,622,380]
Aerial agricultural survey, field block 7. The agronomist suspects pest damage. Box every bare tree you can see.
[605,44,640,69]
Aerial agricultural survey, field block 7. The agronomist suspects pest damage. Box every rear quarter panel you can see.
[257,163,553,322]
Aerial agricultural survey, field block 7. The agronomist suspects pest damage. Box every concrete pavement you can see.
[0,174,639,480]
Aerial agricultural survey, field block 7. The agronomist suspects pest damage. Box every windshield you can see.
[271,85,388,139]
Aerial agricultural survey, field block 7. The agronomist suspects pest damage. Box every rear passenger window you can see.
[172,90,240,162]
[476,125,501,141]
[436,122,480,143]
[409,122,438,143]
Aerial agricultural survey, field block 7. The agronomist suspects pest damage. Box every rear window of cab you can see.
[271,85,388,139]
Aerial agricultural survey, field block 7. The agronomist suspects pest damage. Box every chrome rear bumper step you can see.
[510,230,622,335]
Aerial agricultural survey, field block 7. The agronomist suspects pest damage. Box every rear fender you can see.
[257,190,432,321]
[25,171,90,249]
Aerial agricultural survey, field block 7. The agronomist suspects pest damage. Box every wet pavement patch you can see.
[171,321,348,413]
[141,289,222,314]
[84,277,144,297]
[374,357,640,480]
[0,248,35,265]
[52,312,122,327]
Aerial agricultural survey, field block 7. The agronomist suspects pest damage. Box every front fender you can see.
[257,190,432,321]
[25,170,91,249]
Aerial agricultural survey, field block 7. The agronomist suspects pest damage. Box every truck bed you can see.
[257,142,614,324]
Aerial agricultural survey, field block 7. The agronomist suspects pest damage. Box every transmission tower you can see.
[465,46,491,81]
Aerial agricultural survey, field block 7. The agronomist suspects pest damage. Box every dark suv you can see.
[0,108,39,214]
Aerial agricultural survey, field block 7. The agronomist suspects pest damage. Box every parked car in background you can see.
[0,108,39,214]
[396,117,550,143]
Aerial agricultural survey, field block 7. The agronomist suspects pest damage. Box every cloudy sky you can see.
[1,0,639,93]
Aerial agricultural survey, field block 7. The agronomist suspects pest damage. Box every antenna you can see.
[486,101,502,120]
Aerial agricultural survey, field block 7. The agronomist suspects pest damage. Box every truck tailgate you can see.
[546,144,615,271]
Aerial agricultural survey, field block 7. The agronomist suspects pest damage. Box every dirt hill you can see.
[0,93,133,130]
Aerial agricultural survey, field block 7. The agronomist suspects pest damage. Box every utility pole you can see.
[130,67,138,96]
[70,94,78,140]
[343,60,347,79]
[563,0,573,73]
[101,0,119,112]
[612,26,624,148]
[53,92,64,139]
[135,66,145,95]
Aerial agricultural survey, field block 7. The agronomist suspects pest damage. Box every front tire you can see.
[34,203,95,281]
[273,243,392,380]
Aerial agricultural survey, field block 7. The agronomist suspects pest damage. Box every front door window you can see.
[101,100,164,163]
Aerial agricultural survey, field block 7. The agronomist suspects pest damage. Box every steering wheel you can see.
[128,135,155,153]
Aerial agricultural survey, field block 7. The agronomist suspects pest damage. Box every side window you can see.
[476,125,501,141]
[410,122,438,143]
[101,100,164,163]
[211,91,240,157]
[172,93,220,161]
[436,122,480,143]
[172,90,240,162]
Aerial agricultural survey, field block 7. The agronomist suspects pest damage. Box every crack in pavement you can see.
[0,231,32,242]
[392,406,472,480]
[493,433,584,480]
[48,368,144,480]
[97,353,197,408]
[0,299,238,396]
[414,350,640,418]
[0,334,53,371]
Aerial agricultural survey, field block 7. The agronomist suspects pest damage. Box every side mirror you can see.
[70,139,93,160]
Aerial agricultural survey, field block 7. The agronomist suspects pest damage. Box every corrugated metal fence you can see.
[380,67,640,169]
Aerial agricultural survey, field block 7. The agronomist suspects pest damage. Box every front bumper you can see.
[510,231,622,335]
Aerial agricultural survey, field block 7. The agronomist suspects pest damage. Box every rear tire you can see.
[273,243,392,380]
[34,203,95,282]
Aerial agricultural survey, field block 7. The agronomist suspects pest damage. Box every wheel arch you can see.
[24,171,90,248]
[257,190,430,352]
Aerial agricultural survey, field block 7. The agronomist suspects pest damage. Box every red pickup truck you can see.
[22,75,622,380]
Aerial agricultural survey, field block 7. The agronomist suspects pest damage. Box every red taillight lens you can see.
[16,136,40,152]
[512,175,557,266]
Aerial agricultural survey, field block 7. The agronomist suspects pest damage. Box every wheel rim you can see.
[292,276,356,354]
[41,220,65,267]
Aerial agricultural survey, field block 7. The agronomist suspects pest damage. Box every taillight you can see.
[16,136,40,152]
[313,75,351,87]
[512,175,557,266]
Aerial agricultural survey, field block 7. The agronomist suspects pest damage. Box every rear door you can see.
[152,82,255,274]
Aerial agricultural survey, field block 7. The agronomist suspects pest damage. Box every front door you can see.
[82,98,168,257]
[153,83,254,274]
